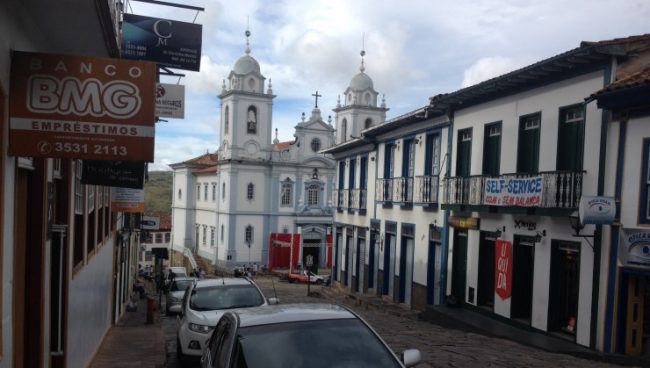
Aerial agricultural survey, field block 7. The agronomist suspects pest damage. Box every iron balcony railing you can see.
[414,175,440,204]
[375,175,440,204]
[443,170,584,208]
[350,189,367,210]
[375,178,394,202]
[334,189,349,210]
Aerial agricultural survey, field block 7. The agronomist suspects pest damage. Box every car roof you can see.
[193,277,254,289]
[232,304,356,328]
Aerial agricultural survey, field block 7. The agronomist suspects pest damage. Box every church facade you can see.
[170,33,337,272]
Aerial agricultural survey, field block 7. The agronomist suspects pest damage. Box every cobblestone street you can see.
[161,275,630,368]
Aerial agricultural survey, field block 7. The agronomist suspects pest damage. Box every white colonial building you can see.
[170,32,336,273]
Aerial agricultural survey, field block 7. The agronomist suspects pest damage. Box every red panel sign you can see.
[495,240,513,300]
[8,51,156,161]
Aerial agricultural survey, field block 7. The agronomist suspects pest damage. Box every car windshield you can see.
[170,279,193,292]
[190,285,264,311]
[236,319,401,368]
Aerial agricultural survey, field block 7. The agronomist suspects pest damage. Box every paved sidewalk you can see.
[89,284,166,368]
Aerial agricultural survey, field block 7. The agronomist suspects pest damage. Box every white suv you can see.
[176,277,278,362]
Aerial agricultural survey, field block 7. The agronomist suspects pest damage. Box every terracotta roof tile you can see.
[581,33,650,47]
[193,165,218,174]
[144,212,171,230]
[273,141,292,150]
[171,152,218,167]
[593,65,650,96]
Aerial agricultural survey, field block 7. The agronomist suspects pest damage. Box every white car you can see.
[176,277,278,362]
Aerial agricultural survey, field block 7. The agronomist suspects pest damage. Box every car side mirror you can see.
[267,297,280,305]
[401,349,421,367]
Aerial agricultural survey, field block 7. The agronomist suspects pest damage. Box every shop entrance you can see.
[548,240,580,337]
[302,240,320,274]
[451,229,468,304]
[477,232,496,309]
[511,235,535,323]
[624,274,650,358]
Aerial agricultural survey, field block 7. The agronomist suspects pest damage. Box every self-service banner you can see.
[484,176,543,207]
[8,51,156,161]
[495,240,512,300]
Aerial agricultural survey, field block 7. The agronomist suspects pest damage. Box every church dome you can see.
[233,54,260,75]
[349,72,373,91]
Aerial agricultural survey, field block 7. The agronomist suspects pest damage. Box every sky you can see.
[125,0,650,171]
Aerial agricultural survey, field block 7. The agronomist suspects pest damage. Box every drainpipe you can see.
[440,110,454,304]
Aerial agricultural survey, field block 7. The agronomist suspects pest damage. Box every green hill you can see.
[145,170,173,213]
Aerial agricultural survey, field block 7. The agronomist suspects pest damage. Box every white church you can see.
[170,31,386,273]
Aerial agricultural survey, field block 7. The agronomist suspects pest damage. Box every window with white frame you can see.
[212,183,216,201]
[204,183,208,201]
[247,183,255,200]
[307,183,320,206]
[281,180,293,207]
[202,225,207,245]
[222,183,226,200]
[87,185,95,213]
[210,227,215,247]
[221,224,224,242]
[197,184,201,200]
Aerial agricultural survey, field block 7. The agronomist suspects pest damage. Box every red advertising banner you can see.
[495,240,513,300]
[8,51,156,161]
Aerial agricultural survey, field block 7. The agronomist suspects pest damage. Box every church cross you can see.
[312,91,322,108]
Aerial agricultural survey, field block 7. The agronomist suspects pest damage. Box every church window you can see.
[178,189,182,200]
[341,119,348,142]
[197,184,201,200]
[248,78,255,90]
[204,183,208,201]
[307,183,320,206]
[348,93,352,103]
[247,183,255,200]
[281,180,293,207]
[224,106,229,134]
[247,106,257,134]
[310,138,321,152]
[245,225,253,244]
[222,183,226,200]
[364,93,370,105]
[221,224,224,242]
[210,227,215,247]
[364,118,372,129]
[212,183,216,201]
[202,225,207,245]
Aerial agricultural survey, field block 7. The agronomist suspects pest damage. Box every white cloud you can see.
[461,57,527,88]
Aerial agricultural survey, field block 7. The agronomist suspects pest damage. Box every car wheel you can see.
[316,279,323,285]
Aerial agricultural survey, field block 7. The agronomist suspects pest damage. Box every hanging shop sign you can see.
[82,160,145,189]
[122,13,202,72]
[619,229,650,269]
[111,187,145,213]
[155,83,185,118]
[579,196,616,225]
[8,51,156,161]
[484,176,543,207]
[495,240,513,300]
[141,215,160,230]
[448,216,480,230]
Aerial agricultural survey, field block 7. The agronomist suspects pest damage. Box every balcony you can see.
[334,189,349,210]
[442,170,584,212]
[350,189,367,210]
[375,175,440,206]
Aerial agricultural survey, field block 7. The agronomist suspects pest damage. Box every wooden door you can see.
[517,114,540,174]
[625,276,645,355]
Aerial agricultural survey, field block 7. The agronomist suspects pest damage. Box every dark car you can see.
[200,303,421,368]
